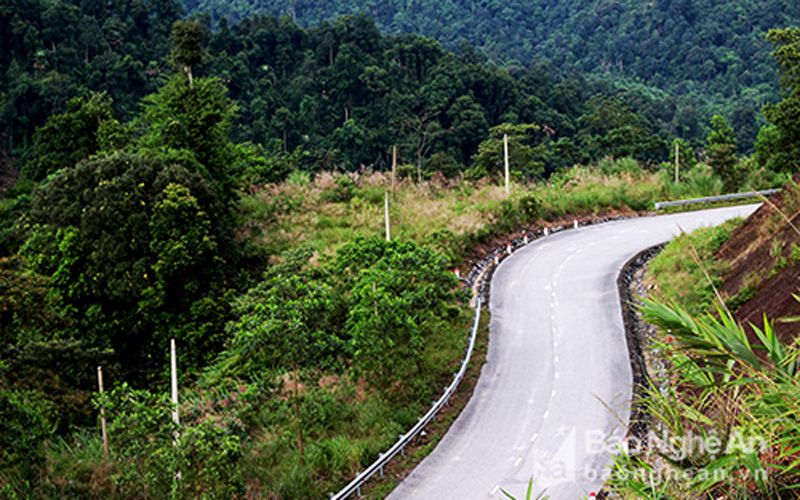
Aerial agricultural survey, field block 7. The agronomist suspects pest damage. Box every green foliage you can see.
[759,27,800,174]
[21,92,125,182]
[669,138,697,173]
[98,384,176,495]
[183,0,798,123]
[20,153,234,376]
[501,477,549,499]
[578,95,667,163]
[337,237,459,392]
[706,114,743,192]
[139,76,239,198]
[647,221,739,316]
[223,266,343,378]
[2,340,116,433]
[472,123,547,179]
[147,183,219,305]
[660,163,724,200]
[4,0,789,187]
[0,388,54,481]
[0,0,180,154]
[609,299,800,497]
[0,255,62,345]
[170,20,205,84]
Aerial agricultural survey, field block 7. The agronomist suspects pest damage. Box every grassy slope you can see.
[621,176,800,498]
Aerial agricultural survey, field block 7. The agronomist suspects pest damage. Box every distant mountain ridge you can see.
[184,0,800,101]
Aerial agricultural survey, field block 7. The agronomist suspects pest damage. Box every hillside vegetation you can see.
[182,0,800,139]
[611,180,800,498]
[4,0,800,185]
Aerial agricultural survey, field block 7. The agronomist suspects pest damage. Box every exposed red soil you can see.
[715,177,800,345]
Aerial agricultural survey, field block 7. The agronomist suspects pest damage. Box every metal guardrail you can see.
[654,189,779,210]
[330,298,482,500]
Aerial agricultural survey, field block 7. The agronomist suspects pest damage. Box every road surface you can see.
[386,205,758,500]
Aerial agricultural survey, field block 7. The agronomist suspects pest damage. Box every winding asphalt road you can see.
[386,205,758,500]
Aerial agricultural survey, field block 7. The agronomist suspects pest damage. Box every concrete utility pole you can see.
[97,366,109,459]
[392,145,397,197]
[171,339,179,428]
[385,191,391,242]
[675,141,680,183]
[504,134,510,196]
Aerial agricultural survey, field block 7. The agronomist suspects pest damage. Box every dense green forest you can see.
[5,0,799,186]
[182,0,800,121]
[3,0,800,494]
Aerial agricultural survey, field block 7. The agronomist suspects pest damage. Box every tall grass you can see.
[243,159,735,269]
[608,299,800,498]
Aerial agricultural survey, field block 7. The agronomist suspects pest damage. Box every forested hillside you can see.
[3,0,789,187]
[183,0,800,109]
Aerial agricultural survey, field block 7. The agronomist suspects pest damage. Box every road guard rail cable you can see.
[331,190,774,499]
[654,189,779,211]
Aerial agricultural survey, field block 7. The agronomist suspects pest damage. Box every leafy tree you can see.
[335,237,459,394]
[0,388,54,485]
[2,339,115,433]
[171,20,205,86]
[577,95,666,163]
[444,94,489,167]
[20,153,233,376]
[139,76,239,198]
[22,92,125,182]
[0,255,62,345]
[669,137,697,180]
[706,114,742,191]
[759,28,800,173]
[223,250,344,378]
[472,123,546,179]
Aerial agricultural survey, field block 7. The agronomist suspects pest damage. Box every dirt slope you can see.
[716,178,800,343]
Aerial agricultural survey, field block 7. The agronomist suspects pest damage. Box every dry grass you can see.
[241,163,733,265]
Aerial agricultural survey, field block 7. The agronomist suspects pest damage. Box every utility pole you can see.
[392,145,397,198]
[171,339,179,429]
[385,191,391,242]
[97,366,109,459]
[674,141,680,183]
[504,134,510,196]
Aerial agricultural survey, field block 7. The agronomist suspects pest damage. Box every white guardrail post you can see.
[330,299,482,500]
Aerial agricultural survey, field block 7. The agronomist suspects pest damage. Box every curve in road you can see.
[386,205,758,500]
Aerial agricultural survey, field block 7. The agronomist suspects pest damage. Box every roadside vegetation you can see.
[608,295,800,498]
[609,178,800,497]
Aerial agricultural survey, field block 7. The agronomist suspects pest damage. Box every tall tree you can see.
[20,153,233,376]
[706,114,742,192]
[139,76,238,198]
[21,92,124,182]
[759,28,800,173]
[170,20,205,86]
